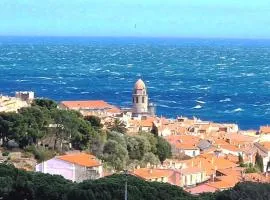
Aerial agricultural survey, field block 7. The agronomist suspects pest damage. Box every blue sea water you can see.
[0,36,270,130]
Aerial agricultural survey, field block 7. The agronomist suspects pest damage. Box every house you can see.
[126,117,155,133]
[254,142,270,172]
[35,152,103,182]
[259,126,270,134]
[0,94,30,112]
[206,174,240,191]
[131,167,206,187]
[165,135,201,157]
[180,167,207,187]
[197,139,212,152]
[59,100,120,116]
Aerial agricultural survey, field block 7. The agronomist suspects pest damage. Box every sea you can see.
[0,36,270,130]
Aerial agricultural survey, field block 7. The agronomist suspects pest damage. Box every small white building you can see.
[36,153,103,182]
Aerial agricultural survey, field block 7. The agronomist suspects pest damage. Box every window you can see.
[133,97,135,103]
[136,97,138,103]
[193,151,196,156]
[142,97,145,103]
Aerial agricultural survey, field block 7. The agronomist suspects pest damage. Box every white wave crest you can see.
[192,105,202,109]
[220,98,231,102]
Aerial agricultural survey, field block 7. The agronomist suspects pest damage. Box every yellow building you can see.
[0,95,29,113]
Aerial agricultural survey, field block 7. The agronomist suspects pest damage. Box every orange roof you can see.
[128,117,155,128]
[174,143,199,150]
[244,173,270,183]
[140,117,155,127]
[134,79,146,90]
[212,138,229,146]
[207,176,238,190]
[107,107,121,114]
[212,157,238,170]
[259,142,270,151]
[132,168,174,180]
[225,133,257,143]
[219,144,240,152]
[57,153,101,167]
[165,135,200,150]
[181,167,203,174]
[186,184,217,194]
[260,126,270,134]
[186,154,238,175]
[217,167,244,177]
[61,100,117,110]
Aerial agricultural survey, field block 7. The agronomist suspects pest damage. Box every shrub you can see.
[2,152,9,157]
[25,145,55,163]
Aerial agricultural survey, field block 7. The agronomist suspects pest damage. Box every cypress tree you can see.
[255,152,264,172]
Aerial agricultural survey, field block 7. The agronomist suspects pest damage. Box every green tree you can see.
[103,140,128,170]
[51,109,80,150]
[107,131,127,148]
[0,112,16,146]
[255,152,264,172]
[126,135,151,160]
[141,152,160,167]
[108,119,127,134]
[32,98,58,110]
[84,115,103,129]
[238,153,244,165]
[156,137,172,164]
[139,132,158,154]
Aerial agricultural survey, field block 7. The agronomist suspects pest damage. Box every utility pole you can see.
[124,170,128,200]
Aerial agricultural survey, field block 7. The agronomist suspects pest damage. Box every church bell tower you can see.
[132,79,148,114]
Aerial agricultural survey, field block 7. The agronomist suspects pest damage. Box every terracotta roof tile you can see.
[260,126,270,134]
[132,168,174,180]
[61,100,120,112]
[57,153,101,167]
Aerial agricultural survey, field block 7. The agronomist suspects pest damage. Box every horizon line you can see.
[1,35,270,40]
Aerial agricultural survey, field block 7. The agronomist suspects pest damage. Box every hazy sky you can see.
[1,0,270,38]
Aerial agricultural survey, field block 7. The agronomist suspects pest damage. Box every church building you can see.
[132,79,156,117]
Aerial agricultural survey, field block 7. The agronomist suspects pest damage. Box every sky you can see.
[1,0,270,38]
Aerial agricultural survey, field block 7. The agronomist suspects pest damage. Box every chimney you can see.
[149,169,153,174]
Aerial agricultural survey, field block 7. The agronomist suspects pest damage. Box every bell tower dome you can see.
[132,79,148,114]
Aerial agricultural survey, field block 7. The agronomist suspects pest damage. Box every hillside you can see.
[0,164,269,200]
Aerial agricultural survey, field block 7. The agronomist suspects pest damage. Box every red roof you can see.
[61,100,112,109]
[131,168,174,180]
[260,126,270,134]
[186,184,217,194]
[60,100,120,113]
[57,153,101,167]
